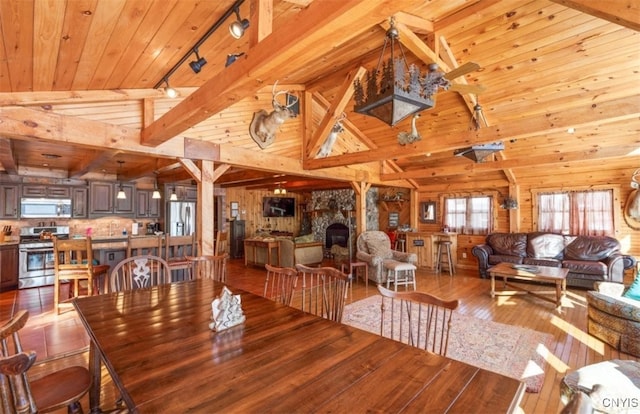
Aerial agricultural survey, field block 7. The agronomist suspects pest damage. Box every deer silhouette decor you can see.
[316,113,346,158]
[397,113,421,145]
[249,82,298,149]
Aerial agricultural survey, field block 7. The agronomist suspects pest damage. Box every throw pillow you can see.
[295,234,315,244]
[366,241,393,259]
[623,271,640,301]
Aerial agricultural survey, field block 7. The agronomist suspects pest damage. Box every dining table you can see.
[73,279,525,413]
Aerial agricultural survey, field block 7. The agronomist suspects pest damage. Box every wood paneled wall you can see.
[223,187,305,237]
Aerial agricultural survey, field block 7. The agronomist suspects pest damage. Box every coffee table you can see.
[489,262,569,310]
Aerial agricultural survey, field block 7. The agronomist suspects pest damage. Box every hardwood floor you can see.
[1,259,637,413]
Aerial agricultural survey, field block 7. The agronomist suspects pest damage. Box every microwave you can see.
[20,198,72,218]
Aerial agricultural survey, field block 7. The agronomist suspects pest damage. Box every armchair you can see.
[356,231,417,284]
[586,270,640,357]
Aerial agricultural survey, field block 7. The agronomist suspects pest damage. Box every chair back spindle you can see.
[295,265,349,323]
[378,285,459,356]
[264,264,298,306]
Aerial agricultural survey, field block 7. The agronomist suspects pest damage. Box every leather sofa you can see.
[472,232,628,288]
[587,279,640,357]
[356,231,417,284]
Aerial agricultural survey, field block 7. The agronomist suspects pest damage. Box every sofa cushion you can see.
[562,260,607,276]
[564,236,620,261]
[366,241,393,259]
[526,232,565,259]
[587,291,640,323]
[624,274,640,301]
[523,257,561,267]
[487,233,527,257]
[489,255,522,265]
[295,234,315,243]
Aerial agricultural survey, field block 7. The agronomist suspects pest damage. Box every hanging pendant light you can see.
[116,161,126,199]
[353,17,450,126]
[152,174,161,199]
[170,186,178,201]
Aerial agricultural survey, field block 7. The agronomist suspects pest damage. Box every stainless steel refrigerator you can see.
[167,201,196,236]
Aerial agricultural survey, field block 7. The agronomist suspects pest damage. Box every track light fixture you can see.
[229,7,250,39]
[153,1,247,91]
[225,52,245,67]
[189,48,207,74]
[163,78,178,98]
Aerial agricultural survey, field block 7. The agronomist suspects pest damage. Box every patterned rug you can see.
[343,295,553,393]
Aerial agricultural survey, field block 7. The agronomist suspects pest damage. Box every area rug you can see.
[342,295,553,393]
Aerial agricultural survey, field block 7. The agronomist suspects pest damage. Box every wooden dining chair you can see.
[127,234,162,257]
[53,237,110,314]
[0,310,91,413]
[164,234,196,279]
[377,285,459,356]
[187,254,227,282]
[110,254,171,292]
[264,264,298,306]
[295,264,350,323]
[215,231,228,255]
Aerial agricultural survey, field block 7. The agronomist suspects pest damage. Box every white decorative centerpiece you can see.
[209,286,246,331]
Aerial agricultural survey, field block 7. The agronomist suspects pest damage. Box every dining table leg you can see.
[88,341,102,413]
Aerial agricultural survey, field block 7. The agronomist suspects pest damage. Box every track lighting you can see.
[163,79,178,98]
[225,52,245,67]
[189,49,207,74]
[229,7,249,39]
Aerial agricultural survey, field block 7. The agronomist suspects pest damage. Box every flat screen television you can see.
[263,197,295,217]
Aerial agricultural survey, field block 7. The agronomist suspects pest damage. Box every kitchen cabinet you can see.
[0,184,19,218]
[89,181,135,217]
[72,187,88,218]
[229,220,245,258]
[22,185,71,199]
[165,184,197,201]
[0,243,18,290]
[136,190,161,218]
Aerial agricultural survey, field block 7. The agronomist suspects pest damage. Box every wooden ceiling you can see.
[0,0,638,192]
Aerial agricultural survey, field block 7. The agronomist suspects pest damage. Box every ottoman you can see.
[560,359,640,413]
[383,260,417,291]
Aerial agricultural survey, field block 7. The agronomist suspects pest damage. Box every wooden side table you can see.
[342,261,368,289]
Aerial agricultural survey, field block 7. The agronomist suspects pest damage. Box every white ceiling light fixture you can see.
[116,160,127,199]
[163,78,178,98]
[152,174,161,199]
[274,183,286,195]
[170,187,178,201]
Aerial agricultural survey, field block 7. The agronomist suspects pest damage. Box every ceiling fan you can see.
[443,61,486,95]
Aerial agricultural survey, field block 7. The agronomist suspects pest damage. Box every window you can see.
[444,196,492,235]
[537,189,614,235]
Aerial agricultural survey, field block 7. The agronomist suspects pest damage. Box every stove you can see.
[18,226,70,289]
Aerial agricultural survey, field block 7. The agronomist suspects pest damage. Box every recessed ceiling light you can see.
[42,153,61,159]
[567,127,575,134]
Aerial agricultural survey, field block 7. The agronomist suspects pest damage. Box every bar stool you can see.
[384,260,417,291]
[436,240,455,276]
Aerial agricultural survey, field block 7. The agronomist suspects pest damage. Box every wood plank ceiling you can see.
[0,0,638,192]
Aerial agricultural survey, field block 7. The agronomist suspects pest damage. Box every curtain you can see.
[538,190,613,235]
[444,196,492,235]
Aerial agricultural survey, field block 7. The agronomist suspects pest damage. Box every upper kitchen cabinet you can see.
[89,182,135,217]
[136,190,161,219]
[72,187,88,218]
[22,185,70,199]
[165,184,197,202]
[0,184,19,218]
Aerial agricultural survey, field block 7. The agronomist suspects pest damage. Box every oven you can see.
[18,226,69,289]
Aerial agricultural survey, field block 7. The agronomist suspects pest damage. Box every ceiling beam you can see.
[0,138,18,175]
[382,143,639,180]
[69,149,121,179]
[140,0,418,147]
[302,95,640,170]
[550,0,640,31]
